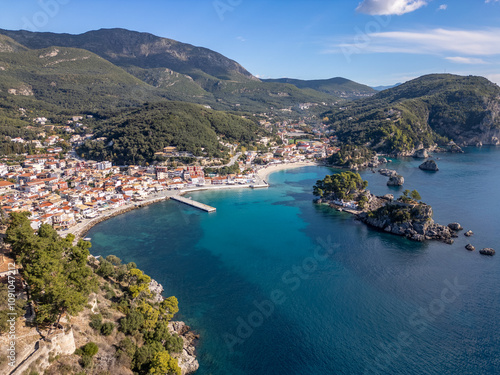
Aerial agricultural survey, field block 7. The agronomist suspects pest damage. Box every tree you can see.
[149,351,181,375]
[160,296,179,321]
[97,260,115,279]
[120,309,145,334]
[410,189,421,201]
[5,213,97,328]
[313,171,368,201]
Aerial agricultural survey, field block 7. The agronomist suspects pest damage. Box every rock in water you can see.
[379,169,398,177]
[479,248,495,256]
[464,230,474,237]
[414,149,429,158]
[387,175,404,186]
[465,244,475,251]
[419,159,439,171]
[448,222,463,231]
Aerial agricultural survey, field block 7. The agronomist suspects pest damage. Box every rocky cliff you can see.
[357,201,456,243]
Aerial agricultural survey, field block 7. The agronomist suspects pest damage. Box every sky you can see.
[0,0,499,86]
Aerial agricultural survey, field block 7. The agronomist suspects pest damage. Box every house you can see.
[0,181,15,191]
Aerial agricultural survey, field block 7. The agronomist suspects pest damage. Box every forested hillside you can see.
[323,74,500,154]
[79,102,265,165]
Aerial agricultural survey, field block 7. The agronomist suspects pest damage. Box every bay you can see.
[87,147,500,375]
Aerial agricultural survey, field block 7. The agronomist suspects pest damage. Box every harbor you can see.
[171,195,217,213]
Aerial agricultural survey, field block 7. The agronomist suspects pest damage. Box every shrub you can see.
[81,342,99,357]
[80,355,92,369]
[101,322,115,336]
[89,314,103,331]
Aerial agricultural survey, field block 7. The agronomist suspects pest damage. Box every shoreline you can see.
[64,162,321,241]
[256,161,321,181]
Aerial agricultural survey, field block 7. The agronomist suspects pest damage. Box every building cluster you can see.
[0,155,258,231]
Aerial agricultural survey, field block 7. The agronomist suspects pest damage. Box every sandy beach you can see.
[256,161,321,182]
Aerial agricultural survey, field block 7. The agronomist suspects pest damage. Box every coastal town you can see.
[0,113,336,236]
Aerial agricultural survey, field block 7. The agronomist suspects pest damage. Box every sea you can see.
[87,147,500,375]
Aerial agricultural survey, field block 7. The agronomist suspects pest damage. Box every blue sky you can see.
[1,0,499,86]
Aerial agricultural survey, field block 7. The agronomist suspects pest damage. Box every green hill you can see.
[78,101,265,165]
[0,44,169,111]
[263,77,376,100]
[324,74,500,154]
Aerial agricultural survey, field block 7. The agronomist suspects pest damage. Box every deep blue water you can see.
[87,147,500,375]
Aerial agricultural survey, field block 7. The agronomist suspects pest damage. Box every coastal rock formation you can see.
[479,248,495,256]
[169,321,200,375]
[448,222,463,231]
[357,201,455,244]
[414,149,429,158]
[465,244,475,251]
[387,175,404,186]
[447,143,464,153]
[379,157,388,164]
[465,230,474,237]
[379,169,398,177]
[149,279,165,303]
[383,194,394,201]
[419,159,439,171]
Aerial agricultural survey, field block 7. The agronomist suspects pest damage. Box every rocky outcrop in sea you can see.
[357,201,457,244]
[379,169,398,177]
[479,248,495,256]
[387,175,404,186]
[419,159,439,171]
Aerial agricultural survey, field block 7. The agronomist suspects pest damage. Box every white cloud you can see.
[236,36,246,42]
[338,28,500,56]
[438,4,448,10]
[356,0,428,15]
[446,56,488,64]
[485,0,499,3]
[486,74,500,85]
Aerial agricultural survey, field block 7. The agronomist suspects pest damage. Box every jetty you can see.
[171,195,216,212]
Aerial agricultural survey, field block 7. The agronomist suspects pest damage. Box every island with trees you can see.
[313,171,458,243]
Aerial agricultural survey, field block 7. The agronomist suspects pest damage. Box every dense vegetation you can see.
[78,101,265,164]
[328,144,375,168]
[367,190,428,224]
[3,212,185,374]
[313,171,368,200]
[6,212,97,327]
[323,74,500,154]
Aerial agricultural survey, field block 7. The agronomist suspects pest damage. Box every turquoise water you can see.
[88,147,500,374]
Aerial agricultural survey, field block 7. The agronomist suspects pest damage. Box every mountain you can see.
[0,28,257,84]
[0,42,168,111]
[263,77,376,100]
[0,28,340,114]
[372,83,401,91]
[324,74,500,155]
